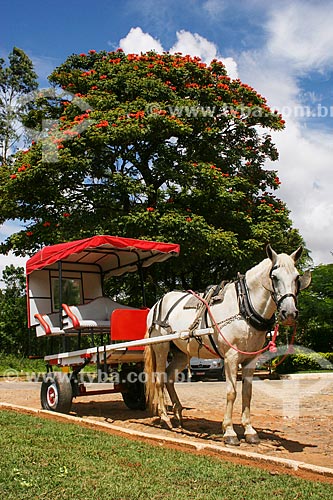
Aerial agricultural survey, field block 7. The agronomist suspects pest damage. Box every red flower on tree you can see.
[129,111,145,119]
[96,120,109,128]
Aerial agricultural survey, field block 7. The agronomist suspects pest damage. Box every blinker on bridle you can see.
[269,264,299,311]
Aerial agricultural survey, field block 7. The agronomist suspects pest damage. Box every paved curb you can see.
[1,402,333,479]
[279,372,333,379]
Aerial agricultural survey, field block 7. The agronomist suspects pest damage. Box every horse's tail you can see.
[144,331,159,415]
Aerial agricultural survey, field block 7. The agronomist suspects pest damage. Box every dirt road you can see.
[1,374,333,474]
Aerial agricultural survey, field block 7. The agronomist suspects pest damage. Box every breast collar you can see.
[235,274,275,332]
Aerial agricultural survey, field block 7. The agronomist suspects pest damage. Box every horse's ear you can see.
[266,244,278,265]
[298,269,312,290]
[290,246,303,263]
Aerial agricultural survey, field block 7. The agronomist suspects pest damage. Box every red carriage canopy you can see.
[26,235,180,277]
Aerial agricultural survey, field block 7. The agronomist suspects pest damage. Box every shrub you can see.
[273,351,333,374]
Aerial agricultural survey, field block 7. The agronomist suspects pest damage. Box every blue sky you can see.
[1,0,333,276]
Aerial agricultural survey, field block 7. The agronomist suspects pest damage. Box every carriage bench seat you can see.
[34,312,66,337]
[62,296,135,333]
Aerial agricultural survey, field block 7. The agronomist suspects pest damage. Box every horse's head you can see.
[264,245,311,325]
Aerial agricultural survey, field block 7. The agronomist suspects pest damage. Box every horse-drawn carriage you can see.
[28,235,311,445]
[27,235,180,413]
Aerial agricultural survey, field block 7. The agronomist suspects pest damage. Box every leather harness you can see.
[149,268,299,355]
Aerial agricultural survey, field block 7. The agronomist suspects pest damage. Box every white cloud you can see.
[238,2,333,264]
[170,30,217,63]
[119,27,238,79]
[266,2,333,71]
[119,27,164,54]
[170,30,238,78]
[0,253,28,288]
[0,221,28,287]
[272,125,333,264]
[0,220,24,240]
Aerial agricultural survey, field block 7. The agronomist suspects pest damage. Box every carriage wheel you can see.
[40,372,73,414]
[121,370,146,410]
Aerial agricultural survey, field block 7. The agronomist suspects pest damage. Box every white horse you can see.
[144,245,311,445]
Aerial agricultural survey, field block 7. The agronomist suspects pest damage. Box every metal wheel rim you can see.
[46,383,58,408]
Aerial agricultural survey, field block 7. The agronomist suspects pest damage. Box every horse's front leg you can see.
[222,354,240,446]
[241,359,260,444]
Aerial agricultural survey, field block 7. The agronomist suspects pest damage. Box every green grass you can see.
[0,411,332,500]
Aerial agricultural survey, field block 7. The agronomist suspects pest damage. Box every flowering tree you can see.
[0,50,303,294]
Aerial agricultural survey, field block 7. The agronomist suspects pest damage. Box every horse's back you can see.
[147,290,192,333]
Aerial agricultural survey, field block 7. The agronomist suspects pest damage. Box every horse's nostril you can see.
[280,309,298,320]
[281,309,298,320]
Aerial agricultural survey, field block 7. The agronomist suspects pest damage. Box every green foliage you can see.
[0,50,304,294]
[0,265,28,354]
[0,47,38,165]
[296,263,333,352]
[274,352,333,374]
[1,410,332,500]
[0,352,46,374]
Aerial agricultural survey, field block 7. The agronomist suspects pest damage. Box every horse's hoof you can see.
[160,417,173,430]
[224,435,240,446]
[245,434,260,445]
[173,419,183,428]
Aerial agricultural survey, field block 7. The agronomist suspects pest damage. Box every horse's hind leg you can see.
[241,359,260,444]
[153,342,174,429]
[165,349,188,427]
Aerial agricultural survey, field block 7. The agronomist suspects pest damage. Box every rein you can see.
[273,325,297,367]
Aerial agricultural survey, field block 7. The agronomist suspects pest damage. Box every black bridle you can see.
[236,264,301,330]
[269,264,299,312]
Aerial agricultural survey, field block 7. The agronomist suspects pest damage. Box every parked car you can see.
[190,357,225,381]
